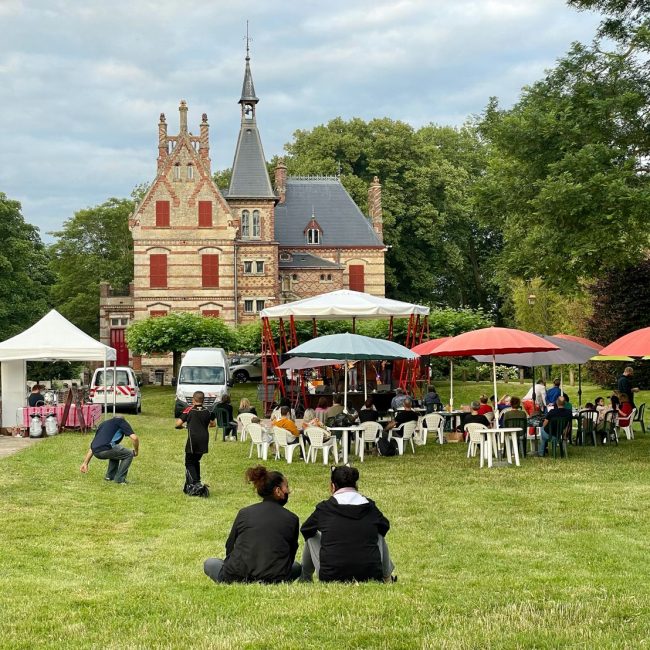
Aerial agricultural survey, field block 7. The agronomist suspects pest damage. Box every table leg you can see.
[342,430,349,465]
[486,433,493,469]
[511,432,521,467]
[505,432,513,464]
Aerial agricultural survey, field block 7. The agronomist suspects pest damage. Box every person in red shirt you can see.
[617,393,634,427]
[477,395,493,416]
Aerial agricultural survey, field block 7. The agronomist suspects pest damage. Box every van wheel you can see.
[233,370,249,383]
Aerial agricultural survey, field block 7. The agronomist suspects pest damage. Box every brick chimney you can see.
[368,176,383,238]
[179,99,188,133]
[275,159,287,203]
[199,112,210,171]
[157,113,167,172]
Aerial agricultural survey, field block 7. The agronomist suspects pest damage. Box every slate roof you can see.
[278,252,343,270]
[239,56,258,103]
[275,178,384,247]
[228,124,275,198]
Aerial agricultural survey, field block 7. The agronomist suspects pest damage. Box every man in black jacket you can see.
[300,466,395,583]
[204,466,300,583]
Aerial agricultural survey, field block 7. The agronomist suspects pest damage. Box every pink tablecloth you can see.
[19,405,102,428]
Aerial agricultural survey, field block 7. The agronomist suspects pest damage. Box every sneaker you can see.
[115,480,130,485]
[104,477,114,482]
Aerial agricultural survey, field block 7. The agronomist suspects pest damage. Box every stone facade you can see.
[99,56,386,381]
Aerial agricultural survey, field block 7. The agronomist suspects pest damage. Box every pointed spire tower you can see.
[228,32,275,199]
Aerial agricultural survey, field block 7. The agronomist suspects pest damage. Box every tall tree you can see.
[568,0,650,45]
[0,193,51,341]
[49,197,135,337]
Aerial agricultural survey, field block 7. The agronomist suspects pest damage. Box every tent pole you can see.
[343,362,348,412]
[578,365,582,409]
[103,349,107,421]
[112,362,117,416]
[531,365,536,409]
[449,359,454,410]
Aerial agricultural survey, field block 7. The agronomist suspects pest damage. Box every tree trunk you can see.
[173,351,182,381]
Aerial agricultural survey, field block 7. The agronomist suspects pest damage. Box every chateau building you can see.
[99,51,386,382]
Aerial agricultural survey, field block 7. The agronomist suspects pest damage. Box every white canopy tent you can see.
[0,310,116,428]
[260,289,430,320]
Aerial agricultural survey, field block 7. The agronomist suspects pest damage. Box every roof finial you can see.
[244,20,252,61]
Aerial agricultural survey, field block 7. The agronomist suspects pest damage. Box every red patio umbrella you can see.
[430,327,559,412]
[553,333,602,351]
[411,337,454,406]
[597,327,650,360]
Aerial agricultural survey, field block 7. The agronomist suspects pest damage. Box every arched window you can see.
[252,210,261,238]
[307,228,320,244]
[241,210,250,238]
[173,164,181,180]
[186,164,194,180]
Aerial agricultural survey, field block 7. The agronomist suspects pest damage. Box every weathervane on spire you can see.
[244,20,252,60]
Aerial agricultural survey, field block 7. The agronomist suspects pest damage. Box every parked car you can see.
[174,347,231,417]
[230,356,264,383]
[89,367,141,414]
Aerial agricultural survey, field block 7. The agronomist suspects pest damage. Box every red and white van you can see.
[89,367,142,414]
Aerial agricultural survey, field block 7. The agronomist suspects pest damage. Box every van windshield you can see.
[95,370,130,387]
[179,366,225,385]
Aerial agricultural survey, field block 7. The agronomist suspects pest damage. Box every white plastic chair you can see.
[247,423,271,461]
[237,413,256,442]
[618,408,637,441]
[355,422,383,462]
[272,426,307,463]
[465,423,489,468]
[389,420,417,455]
[484,411,495,427]
[422,413,445,445]
[305,426,338,464]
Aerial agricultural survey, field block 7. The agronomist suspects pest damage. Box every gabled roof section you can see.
[228,124,275,198]
[275,178,384,247]
[303,217,323,234]
[278,252,342,270]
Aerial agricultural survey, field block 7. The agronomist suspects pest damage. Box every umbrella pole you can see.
[531,365,536,409]
[578,365,582,409]
[343,363,348,413]
[103,350,107,421]
[112,363,117,416]
[449,360,454,410]
[364,362,367,402]
[492,355,498,426]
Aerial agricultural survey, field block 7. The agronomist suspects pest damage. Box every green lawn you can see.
[1,382,649,649]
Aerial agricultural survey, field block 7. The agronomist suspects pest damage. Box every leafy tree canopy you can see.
[568,0,650,45]
[0,192,51,341]
[49,197,135,337]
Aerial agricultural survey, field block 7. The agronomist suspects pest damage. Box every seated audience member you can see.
[617,393,634,427]
[302,408,330,442]
[204,466,300,583]
[390,388,408,411]
[497,394,511,412]
[546,378,562,409]
[274,406,301,444]
[423,386,443,413]
[325,394,345,421]
[315,397,329,420]
[359,398,379,423]
[384,398,418,437]
[538,396,572,457]
[581,402,597,431]
[462,401,491,439]
[594,396,607,427]
[28,384,45,407]
[237,398,258,417]
[502,396,526,424]
[215,394,238,441]
[300,466,395,583]
[476,395,493,416]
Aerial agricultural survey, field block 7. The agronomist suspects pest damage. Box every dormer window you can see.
[304,216,323,245]
[187,164,194,180]
[307,228,320,244]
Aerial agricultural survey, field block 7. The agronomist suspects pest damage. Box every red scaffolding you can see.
[259,290,429,415]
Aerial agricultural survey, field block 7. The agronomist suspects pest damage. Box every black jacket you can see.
[301,496,390,582]
[220,499,299,583]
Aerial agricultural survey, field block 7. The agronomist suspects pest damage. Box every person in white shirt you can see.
[523,379,547,413]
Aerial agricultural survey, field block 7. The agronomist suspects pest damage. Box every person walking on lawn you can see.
[79,416,139,484]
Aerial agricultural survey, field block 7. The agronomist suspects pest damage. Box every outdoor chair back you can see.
[464,423,488,468]
[547,417,572,458]
[504,416,528,457]
[423,413,445,445]
[619,408,637,441]
[578,410,598,446]
[633,403,646,435]
[237,412,256,442]
[213,407,229,441]
[272,426,305,464]
[356,421,383,462]
[601,410,618,445]
[246,423,270,461]
[304,426,337,464]
[389,420,417,455]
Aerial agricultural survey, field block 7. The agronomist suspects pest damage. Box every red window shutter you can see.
[150,310,168,318]
[198,201,213,227]
[202,254,219,288]
[202,310,220,318]
[155,201,170,227]
[150,254,168,288]
[349,265,365,292]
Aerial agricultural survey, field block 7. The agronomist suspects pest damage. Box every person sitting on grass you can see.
[79,416,139,484]
[175,390,214,495]
[538,396,572,457]
[384,398,418,438]
[300,465,396,583]
[204,466,300,583]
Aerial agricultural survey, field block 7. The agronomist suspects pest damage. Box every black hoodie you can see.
[301,496,390,582]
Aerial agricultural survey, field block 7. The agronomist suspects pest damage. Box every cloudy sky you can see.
[1,0,601,239]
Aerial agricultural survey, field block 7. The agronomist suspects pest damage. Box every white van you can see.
[174,348,230,417]
[90,367,141,414]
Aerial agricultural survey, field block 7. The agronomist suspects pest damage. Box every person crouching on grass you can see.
[204,466,301,583]
[175,390,215,494]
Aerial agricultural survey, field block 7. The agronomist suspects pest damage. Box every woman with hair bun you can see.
[204,466,301,583]
[300,466,396,583]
